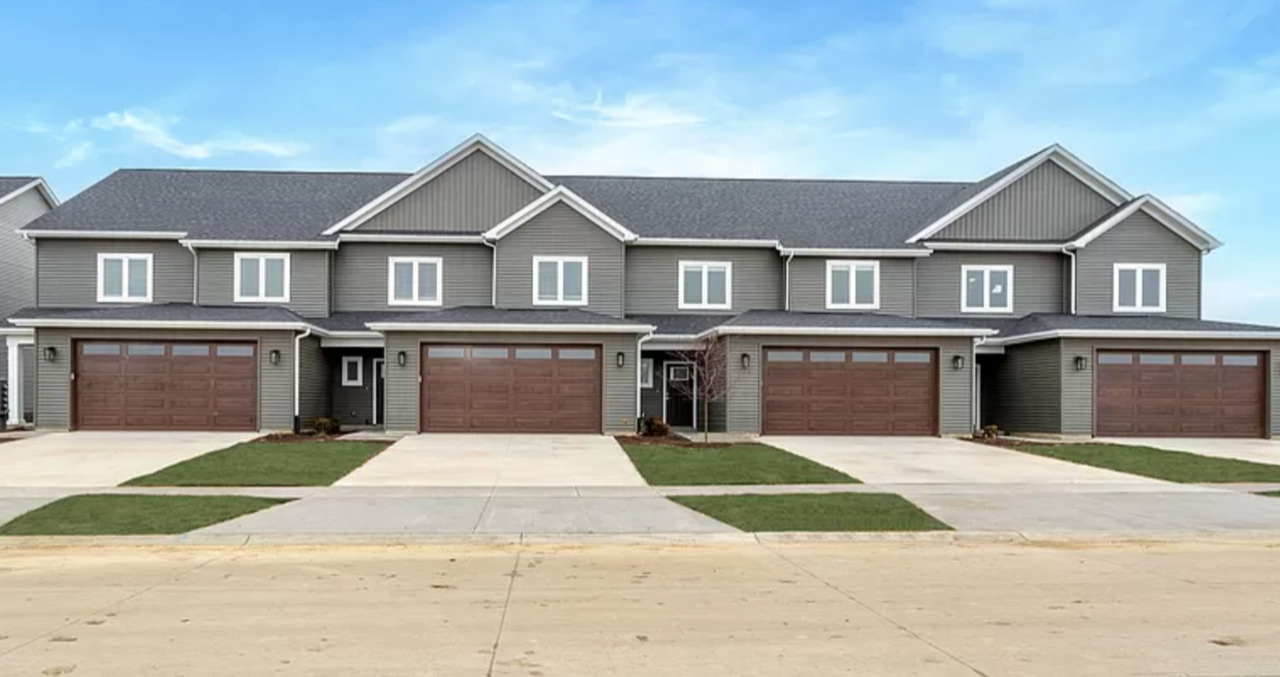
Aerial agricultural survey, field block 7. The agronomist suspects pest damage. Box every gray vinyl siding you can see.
[21,344,34,421]
[788,257,913,315]
[988,340,1061,434]
[494,203,625,317]
[724,334,974,435]
[36,239,194,307]
[332,243,492,311]
[0,188,50,321]
[197,250,330,318]
[625,246,783,315]
[359,150,542,233]
[297,334,330,428]
[1074,211,1202,319]
[33,328,296,431]
[914,252,1065,318]
[937,160,1116,242]
[1058,338,1280,437]
[330,349,383,426]
[381,331,640,434]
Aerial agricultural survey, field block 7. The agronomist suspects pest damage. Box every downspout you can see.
[971,336,985,434]
[483,240,497,306]
[635,330,654,431]
[1063,247,1076,315]
[183,242,199,303]
[292,326,313,434]
[781,248,795,311]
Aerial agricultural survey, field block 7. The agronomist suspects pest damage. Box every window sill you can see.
[960,308,1014,314]
[1113,307,1166,313]
[388,300,443,307]
[96,298,152,304]
[234,298,290,304]
[532,300,589,307]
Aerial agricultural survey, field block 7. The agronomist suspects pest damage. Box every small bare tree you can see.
[668,336,730,443]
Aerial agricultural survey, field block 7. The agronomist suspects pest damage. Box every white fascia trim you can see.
[975,344,1005,354]
[924,242,1067,252]
[22,230,187,240]
[320,335,385,348]
[0,178,59,208]
[1071,195,1221,252]
[782,247,932,258]
[644,340,704,351]
[338,232,485,244]
[989,328,1280,347]
[181,239,338,250]
[365,321,656,334]
[324,134,553,235]
[485,186,638,242]
[8,319,324,333]
[637,237,780,248]
[0,327,34,337]
[906,146,1132,244]
[703,326,998,339]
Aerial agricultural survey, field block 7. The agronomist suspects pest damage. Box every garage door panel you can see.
[1097,351,1264,438]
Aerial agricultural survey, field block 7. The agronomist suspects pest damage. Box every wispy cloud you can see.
[552,93,705,128]
[53,141,93,169]
[90,109,307,159]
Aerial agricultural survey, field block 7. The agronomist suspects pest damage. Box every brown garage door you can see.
[75,341,258,431]
[762,348,937,435]
[420,345,602,433]
[1096,351,1266,437]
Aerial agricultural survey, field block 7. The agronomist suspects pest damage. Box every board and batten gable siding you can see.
[788,257,913,315]
[0,188,51,320]
[1058,338,1280,438]
[36,239,194,307]
[494,203,625,317]
[33,328,296,431]
[359,150,543,233]
[724,334,974,435]
[988,340,1062,434]
[381,331,639,434]
[197,249,329,318]
[936,161,1117,242]
[297,334,330,428]
[332,242,492,312]
[625,246,784,315]
[1074,211,1202,319]
[914,251,1065,318]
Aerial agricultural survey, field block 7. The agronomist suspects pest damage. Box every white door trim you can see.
[372,358,385,426]
[662,361,698,428]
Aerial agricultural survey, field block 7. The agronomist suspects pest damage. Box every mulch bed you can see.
[614,435,732,448]
[256,433,349,444]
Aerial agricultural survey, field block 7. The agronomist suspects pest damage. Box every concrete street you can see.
[2,541,1279,676]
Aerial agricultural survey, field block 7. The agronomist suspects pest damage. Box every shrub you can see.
[312,417,342,436]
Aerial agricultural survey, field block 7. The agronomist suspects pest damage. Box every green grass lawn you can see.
[1012,443,1280,483]
[620,442,857,485]
[672,493,951,532]
[123,441,389,487]
[1257,491,1280,498]
[0,494,288,536]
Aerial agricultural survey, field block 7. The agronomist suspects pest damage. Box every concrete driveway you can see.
[335,434,647,487]
[0,431,258,487]
[1098,437,1280,466]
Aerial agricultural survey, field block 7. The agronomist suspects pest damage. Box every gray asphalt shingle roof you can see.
[719,310,993,332]
[626,314,734,336]
[993,313,1280,338]
[371,306,653,329]
[0,176,39,197]
[7,303,308,324]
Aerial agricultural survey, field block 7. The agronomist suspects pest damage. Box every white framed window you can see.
[961,265,1014,313]
[826,260,879,309]
[234,253,290,303]
[678,261,732,310]
[640,358,654,389]
[341,356,363,386]
[388,257,443,306]
[96,253,153,303]
[1113,263,1166,313]
[533,256,588,306]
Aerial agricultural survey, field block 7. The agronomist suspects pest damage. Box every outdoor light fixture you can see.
[616,352,626,368]
[397,351,407,367]
[951,355,965,371]
[269,349,281,365]
[43,346,56,363]
[1075,356,1088,371]
[741,353,751,369]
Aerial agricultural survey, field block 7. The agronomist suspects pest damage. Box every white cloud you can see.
[53,141,93,169]
[552,93,705,128]
[90,109,307,159]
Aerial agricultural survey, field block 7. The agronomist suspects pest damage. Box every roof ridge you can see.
[550,174,974,186]
[115,168,411,177]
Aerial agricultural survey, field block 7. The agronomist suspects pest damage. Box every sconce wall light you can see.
[616,352,626,368]
[951,355,965,371]
[740,353,751,370]
[1074,356,1088,371]
[269,349,281,365]
[43,346,56,363]
[397,351,407,367]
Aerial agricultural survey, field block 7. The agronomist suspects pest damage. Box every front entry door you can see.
[373,358,385,426]
[665,363,695,427]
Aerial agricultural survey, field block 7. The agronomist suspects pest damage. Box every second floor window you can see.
[235,253,290,303]
[388,257,442,306]
[97,253,152,303]
[961,265,1013,313]
[826,260,879,309]
[679,261,732,310]
[533,256,588,305]
[1114,263,1165,312]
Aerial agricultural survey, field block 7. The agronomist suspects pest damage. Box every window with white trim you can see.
[341,356,363,386]
[388,257,442,306]
[678,261,732,310]
[961,265,1013,313]
[234,253,290,303]
[1113,263,1165,312]
[97,253,153,303]
[826,260,879,309]
[533,256,588,305]
[640,358,654,389]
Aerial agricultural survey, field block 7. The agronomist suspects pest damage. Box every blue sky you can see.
[3,0,1279,321]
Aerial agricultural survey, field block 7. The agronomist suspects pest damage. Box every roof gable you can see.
[324,134,552,235]
[1071,194,1221,252]
[0,177,58,209]
[485,186,637,242]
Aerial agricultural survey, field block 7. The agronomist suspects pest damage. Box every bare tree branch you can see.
[669,336,730,443]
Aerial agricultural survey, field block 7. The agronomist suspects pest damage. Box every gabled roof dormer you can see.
[1070,194,1221,252]
[484,186,638,242]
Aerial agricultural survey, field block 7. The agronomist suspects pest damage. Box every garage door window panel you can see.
[679,261,732,310]
[1113,263,1165,312]
[961,265,1013,313]
[97,253,153,303]
[235,253,290,303]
